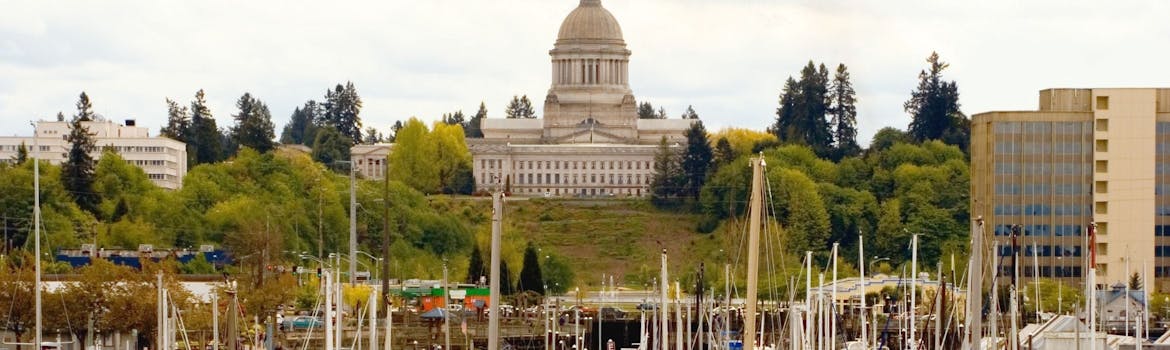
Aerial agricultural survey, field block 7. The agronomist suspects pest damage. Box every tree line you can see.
[647,52,970,280]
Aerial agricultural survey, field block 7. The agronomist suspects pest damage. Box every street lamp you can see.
[356,250,384,283]
[869,257,891,275]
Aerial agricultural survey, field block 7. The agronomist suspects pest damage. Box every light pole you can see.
[357,250,384,283]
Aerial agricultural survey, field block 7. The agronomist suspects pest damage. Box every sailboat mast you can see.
[743,155,764,350]
[830,243,838,350]
[33,121,42,349]
[859,234,867,349]
[1087,222,1097,350]
[661,250,669,350]
[963,217,985,350]
[910,234,918,350]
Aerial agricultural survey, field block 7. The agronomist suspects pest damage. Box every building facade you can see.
[351,143,393,179]
[469,0,691,197]
[0,119,188,189]
[971,88,1170,291]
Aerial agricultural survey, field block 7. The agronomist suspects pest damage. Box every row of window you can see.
[517,172,648,186]
[1156,266,1170,278]
[112,146,169,153]
[994,122,1089,135]
[995,266,1083,278]
[994,142,1088,155]
[996,245,1082,257]
[132,160,167,167]
[992,224,1083,236]
[995,162,1091,175]
[995,183,1088,195]
[994,204,1089,216]
[482,159,652,172]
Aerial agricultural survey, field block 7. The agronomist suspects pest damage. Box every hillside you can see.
[438,196,730,290]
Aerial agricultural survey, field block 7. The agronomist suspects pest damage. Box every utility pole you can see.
[444,261,450,350]
[383,162,391,306]
[32,121,42,350]
[488,191,503,350]
[350,160,358,285]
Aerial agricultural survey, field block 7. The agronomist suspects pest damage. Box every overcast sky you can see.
[1,0,1166,145]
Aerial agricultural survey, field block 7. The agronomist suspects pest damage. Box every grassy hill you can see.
[436,196,732,291]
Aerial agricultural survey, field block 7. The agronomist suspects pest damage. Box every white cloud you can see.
[0,0,1166,145]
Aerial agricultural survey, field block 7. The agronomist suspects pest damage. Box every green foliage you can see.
[465,102,487,138]
[868,127,910,153]
[63,92,100,216]
[323,82,363,145]
[680,105,699,119]
[681,120,712,200]
[432,122,475,194]
[772,62,834,157]
[700,140,969,268]
[541,253,574,294]
[650,136,684,205]
[905,52,969,153]
[189,89,224,165]
[230,92,276,153]
[466,244,485,284]
[281,100,323,146]
[180,252,217,274]
[637,101,665,119]
[499,260,515,295]
[311,126,350,166]
[505,95,536,119]
[161,98,190,142]
[518,243,544,295]
[389,118,440,192]
[828,63,860,160]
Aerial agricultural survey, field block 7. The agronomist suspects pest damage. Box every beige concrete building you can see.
[0,119,188,189]
[470,0,691,197]
[351,143,393,179]
[971,88,1170,291]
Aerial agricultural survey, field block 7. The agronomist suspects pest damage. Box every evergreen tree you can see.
[323,82,364,145]
[465,102,487,138]
[63,92,100,215]
[161,98,190,142]
[362,127,382,144]
[56,112,65,122]
[905,52,967,151]
[828,63,860,159]
[657,107,667,119]
[280,100,322,146]
[387,120,404,142]
[14,142,28,165]
[499,260,515,296]
[713,137,734,165]
[230,93,276,153]
[518,243,545,295]
[650,136,683,204]
[219,127,238,159]
[772,61,834,157]
[443,110,465,126]
[680,105,699,119]
[466,244,485,284]
[189,89,223,165]
[311,126,350,166]
[505,95,536,119]
[75,92,95,122]
[681,121,712,200]
[637,102,662,119]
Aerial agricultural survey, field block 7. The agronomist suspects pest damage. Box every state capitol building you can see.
[468,0,693,197]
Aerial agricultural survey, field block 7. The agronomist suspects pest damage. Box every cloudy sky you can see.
[1,0,1166,145]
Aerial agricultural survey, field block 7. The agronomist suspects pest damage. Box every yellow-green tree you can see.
[388,118,439,193]
[431,122,474,194]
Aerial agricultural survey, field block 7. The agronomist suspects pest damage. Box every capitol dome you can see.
[556,0,624,43]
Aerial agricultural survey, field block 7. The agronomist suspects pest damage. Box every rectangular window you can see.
[1096,96,1109,110]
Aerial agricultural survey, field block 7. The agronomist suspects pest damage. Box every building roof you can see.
[557,0,624,43]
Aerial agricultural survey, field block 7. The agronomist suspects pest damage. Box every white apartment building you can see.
[0,119,188,190]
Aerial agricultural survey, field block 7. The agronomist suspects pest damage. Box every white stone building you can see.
[469,0,692,197]
[0,119,188,189]
[351,143,394,179]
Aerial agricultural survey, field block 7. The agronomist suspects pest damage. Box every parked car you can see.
[636,303,659,311]
[599,306,628,319]
[283,316,324,331]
